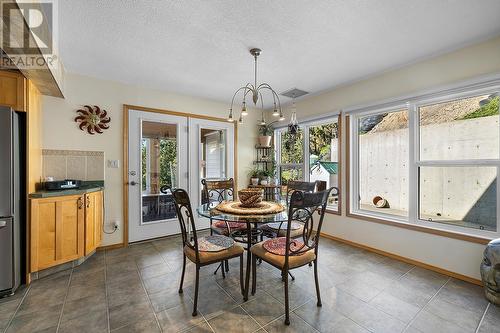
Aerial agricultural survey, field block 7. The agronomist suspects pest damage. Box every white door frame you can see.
[127,109,188,243]
[189,118,235,230]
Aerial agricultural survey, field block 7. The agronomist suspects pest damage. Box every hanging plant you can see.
[74,105,111,134]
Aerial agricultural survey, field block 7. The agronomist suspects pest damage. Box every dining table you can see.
[197,201,291,300]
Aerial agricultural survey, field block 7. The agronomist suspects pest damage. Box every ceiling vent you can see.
[280,88,309,98]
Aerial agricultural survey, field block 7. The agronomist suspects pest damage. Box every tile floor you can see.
[1,232,499,333]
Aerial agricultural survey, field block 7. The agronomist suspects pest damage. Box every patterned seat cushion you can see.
[184,242,244,264]
[261,222,304,238]
[251,240,315,269]
[197,235,234,252]
[213,221,247,230]
[261,237,305,256]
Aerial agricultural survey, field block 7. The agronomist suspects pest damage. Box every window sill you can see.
[346,212,493,245]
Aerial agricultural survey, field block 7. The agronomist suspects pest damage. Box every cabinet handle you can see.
[86,195,90,208]
[78,197,83,209]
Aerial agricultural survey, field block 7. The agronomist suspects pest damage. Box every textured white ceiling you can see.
[59,0,500,107]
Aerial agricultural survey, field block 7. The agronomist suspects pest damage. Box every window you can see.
[276,116,340,211]
[417,94,499,232]
[308,122,340,209]
[349,80,500,239]
[357,109,409,219]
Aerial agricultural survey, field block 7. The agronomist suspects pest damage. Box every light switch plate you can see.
[107,160,120,168]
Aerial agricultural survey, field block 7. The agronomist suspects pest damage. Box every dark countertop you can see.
[29,181,105,199]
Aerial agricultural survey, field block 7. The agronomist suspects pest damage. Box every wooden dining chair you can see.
[172,188,245,316]
[250,188,334,325]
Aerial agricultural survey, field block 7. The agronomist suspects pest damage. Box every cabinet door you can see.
[84,193,95,255]
[94,191,103,247]
[0,71,26,111]
[30,195,84,272]
[84,191,104,255]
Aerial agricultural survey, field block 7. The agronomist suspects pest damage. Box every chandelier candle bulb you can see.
[241,102,248,116]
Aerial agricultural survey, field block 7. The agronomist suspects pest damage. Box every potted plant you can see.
[248,168,261,186]
[260,169,274,185]
[258,122,274,147]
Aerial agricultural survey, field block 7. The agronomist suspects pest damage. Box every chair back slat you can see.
[285,180,318,203]
[201,178,234,204]
[172,189,200,261]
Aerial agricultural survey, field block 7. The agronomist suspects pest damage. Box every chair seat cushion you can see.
[197,235,234,252]
[184,240,244,264]
[261,223,304,238]
[250,239,316,269]
[262,237,304,256]
[213,221,247,230]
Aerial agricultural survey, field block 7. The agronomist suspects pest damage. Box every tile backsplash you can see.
[42,149,105,181]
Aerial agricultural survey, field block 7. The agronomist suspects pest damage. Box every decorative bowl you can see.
[238,188,264,207]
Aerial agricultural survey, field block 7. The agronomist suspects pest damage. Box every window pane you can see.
[141,121,177,223]
[279,166,303,198]
[280,129,303,164]
[358,110,409,217]
[419,94,499,161]
[279,166,303,185]
[419,166,497,231]
[309,121,339,209]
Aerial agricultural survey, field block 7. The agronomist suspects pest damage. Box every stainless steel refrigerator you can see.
[0,106,23,297]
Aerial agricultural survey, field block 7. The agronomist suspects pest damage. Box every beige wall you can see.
[280,36,500,280]
[42,73,258,246]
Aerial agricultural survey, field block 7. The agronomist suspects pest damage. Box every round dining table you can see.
[197,201,290,300]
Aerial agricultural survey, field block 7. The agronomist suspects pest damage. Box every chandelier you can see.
[228,48,285,124]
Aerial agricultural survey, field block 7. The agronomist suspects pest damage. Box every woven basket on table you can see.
[238,188,264,207]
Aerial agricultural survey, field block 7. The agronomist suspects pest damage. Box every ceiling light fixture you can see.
[228,48,284,124]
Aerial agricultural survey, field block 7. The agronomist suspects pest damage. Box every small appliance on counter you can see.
[44,179,82,191]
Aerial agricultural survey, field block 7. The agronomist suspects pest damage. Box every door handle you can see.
[0,221,7,228]
[129,181,138,186]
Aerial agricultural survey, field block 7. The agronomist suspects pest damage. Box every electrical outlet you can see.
[107,160,120,168]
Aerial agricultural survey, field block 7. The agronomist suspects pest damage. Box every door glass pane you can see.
[280,129,303,164]
[419,94,499,161]
[199,128,229,205]
[358,110,409,217]
[200,129,226,180]
[141,121,177,223]
[419,166,497,231]
[309,121,339,209]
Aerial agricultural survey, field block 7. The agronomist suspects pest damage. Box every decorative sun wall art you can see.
[74,105,111,134]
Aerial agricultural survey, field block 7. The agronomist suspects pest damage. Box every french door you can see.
[128,110,188,242]
[127,108,234,242]
[189,118,235,229]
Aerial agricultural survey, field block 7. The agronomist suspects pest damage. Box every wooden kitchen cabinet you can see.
[0,70,26,111]
[30,190,104,272]
[30,194,85,272]
[85,191,103,255]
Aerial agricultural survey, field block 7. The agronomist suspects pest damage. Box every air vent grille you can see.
[280,88,309,98]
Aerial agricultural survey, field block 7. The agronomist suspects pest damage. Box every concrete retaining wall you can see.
[359,115,498,228]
